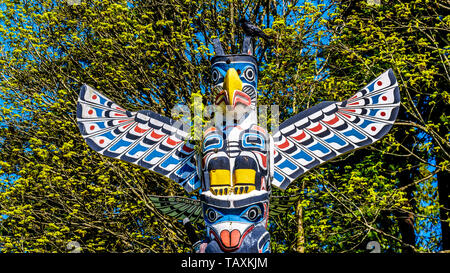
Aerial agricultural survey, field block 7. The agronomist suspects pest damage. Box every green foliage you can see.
[314,0,449,252]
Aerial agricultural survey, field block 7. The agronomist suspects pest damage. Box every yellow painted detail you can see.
[208,168,258,195]
[233,169,255,185]
[223,68,242,105]
[209,169,231,187]
[233,169,256,194]
[211,186,231,196]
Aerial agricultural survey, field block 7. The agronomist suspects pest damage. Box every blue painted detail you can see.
[324,134,346,146]
[243,133,265,149]
[98,95,107,105]
[144,149,164,162]
[273,171,284,183]
[277,159,298,171]
[308,142,330,154]
[360,119,375,129]
[203,135,223,152]
[100,131,116,140]
[176,162,195,177]
[368,109,380,117]
[292,149,313,162]
[239,205,264,223]
[94,122,107,129]
[371,94,382,104]
[94,107,105,117]
[367,81,376,92]
[343,128,366,140]
[186,175,201,189]
[161,155,180,168]
[211,62,258,87]
[262,241,270,253]
[127,143,147,156]
[109,139,132,152]
[206,204,265,225]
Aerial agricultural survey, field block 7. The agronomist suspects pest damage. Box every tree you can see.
[0,0,332,253]
[0,0,447,253]
[321,0,449,252]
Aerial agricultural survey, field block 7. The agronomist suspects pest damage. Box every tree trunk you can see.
[296,181,305,253]
[437,163,450,251]
[396,169,416,253]
[296,199,305,253]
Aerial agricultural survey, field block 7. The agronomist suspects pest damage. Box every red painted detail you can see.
[90,125,95,131]
[213,225,255,252]
[113,113,126,117]
[252,125,266,134]
[371,126,377,131]
[233,91,251,106]
[380,112,386,117]
[324,115,339,125]
[150,130,164,139]
[257,152,267,168]
[341,113,352,119]
[293,131,306,141]
[88,109,94,115]
[277,139,290,149]
[309,123,323,133]
[224,125,242,131]
[118,120,128,123]
[261,177,266,191]
[377,81,382,86]
[348,102,360,106]
[92,95,97,100]
[122,123,133,129]
[220,229,241,249]
[116,107,125,111]
[134,126,148,134]
[234,97,251,106]
[263,203,269,221]
[166,137,180,146]
[382,96,387,101]
[99,139,105,144]
[204,127,216,135]
[342,109,356,112]
[182,144,194,153]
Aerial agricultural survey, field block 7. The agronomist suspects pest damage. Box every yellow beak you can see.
[223,68,243,105]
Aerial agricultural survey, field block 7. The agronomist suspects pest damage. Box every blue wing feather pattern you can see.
[76,85,200,192]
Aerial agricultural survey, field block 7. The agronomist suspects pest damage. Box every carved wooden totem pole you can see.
[76,35,400,253]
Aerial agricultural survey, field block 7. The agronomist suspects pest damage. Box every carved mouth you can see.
[210,225,255,252]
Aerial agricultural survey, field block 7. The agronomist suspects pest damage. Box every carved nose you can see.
[220,229,241,248]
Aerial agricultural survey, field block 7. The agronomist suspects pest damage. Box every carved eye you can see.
[243,67,255,82]
[212,68,220,84]
[242,205,261,222]
[205,207,221,223]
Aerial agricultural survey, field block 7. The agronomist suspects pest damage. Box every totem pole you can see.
[76,35,400,253]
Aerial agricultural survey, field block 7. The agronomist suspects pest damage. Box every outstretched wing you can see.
[148,195,204,224]
[76,84,200,192]
[149,195,301,223]
[272,69,400,189]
